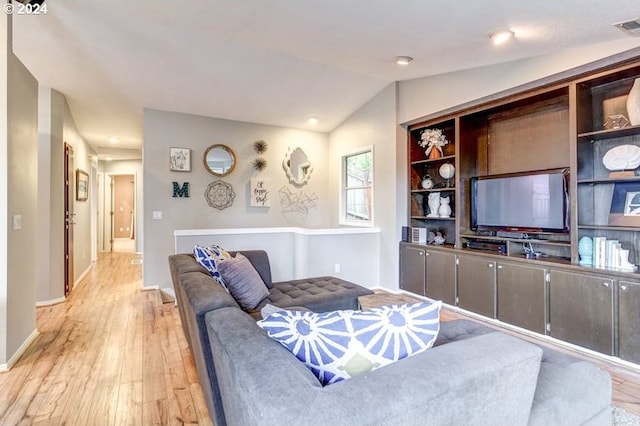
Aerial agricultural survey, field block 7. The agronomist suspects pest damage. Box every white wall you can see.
[175,228,380,287]
[329,83,400,289]
[143,109,331,290]
[0,13,38,366]
[399,39,640,125]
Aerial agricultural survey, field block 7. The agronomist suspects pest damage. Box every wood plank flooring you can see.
[0,251,638,425]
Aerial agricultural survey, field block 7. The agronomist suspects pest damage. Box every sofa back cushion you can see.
[257,301,442,385]
[217,253,270,310]
[230,250,273,289]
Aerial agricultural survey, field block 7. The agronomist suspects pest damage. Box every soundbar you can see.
[465,240,506,254]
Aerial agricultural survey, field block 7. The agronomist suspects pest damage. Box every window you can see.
[341,147,373,225]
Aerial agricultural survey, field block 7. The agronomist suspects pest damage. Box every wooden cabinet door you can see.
[497,262,547,334]
[425,249,456,305]
[457,254,496,318]
[549,270,614,355]
[619,280,640,364]
[399,244,426,296]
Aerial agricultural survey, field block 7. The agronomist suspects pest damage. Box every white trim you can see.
[36,296,66,307]
[142,285,160,291]
[0,329,39,372]
[73,264,92,289]
[174,227,380,237]
[339,145,374,227]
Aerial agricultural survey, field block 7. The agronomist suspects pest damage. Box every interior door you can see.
[113,175,135,239]
[64,143,75,296]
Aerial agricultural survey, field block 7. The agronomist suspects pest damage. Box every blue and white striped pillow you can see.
[257,301,441,386]
[193,244,231,291]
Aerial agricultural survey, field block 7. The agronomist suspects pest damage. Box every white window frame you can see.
[339,145,374,227]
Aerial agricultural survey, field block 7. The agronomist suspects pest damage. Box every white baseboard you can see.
[0,328,39,372]
[142,285,160,291]
[36,296,66,307]
[74,265,92,288]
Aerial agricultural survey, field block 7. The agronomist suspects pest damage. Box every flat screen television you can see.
[471,169,569,233]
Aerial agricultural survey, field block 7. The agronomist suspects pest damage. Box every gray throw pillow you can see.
[217,253,269,310]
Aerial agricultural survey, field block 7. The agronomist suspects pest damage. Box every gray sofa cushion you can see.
[528,347,612,426]
[217,253,269,309]
[246,276,373,319]
[229,250,273,288]
[206,307,544,426]
[436,319,612,426]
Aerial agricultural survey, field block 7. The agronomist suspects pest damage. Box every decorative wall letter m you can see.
[172,182,190,198]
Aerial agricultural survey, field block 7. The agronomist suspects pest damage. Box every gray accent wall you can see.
[143,109,330,290]
[1,13,38,365]
[36,87,95,304]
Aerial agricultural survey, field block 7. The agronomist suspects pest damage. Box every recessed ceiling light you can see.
[108,136,119,144]
[490,30,514,45]
[395,56,413,66]
[307,116,319,125]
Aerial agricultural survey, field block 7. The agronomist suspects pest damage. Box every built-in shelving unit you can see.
[401,57,640,365]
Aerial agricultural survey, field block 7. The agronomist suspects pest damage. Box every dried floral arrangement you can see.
[253,140,268,154]
[252,157,267,171]
[418,128,449,156]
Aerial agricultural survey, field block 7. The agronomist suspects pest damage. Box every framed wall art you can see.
[609,182,640,226]
[76,169,89,201]
[170,147,191,172]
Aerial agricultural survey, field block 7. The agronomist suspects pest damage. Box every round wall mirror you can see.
[283,147,313,187]
[203,144,236,177]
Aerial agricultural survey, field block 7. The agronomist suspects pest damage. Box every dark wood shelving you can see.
[577,176,640,184]
[410,155,456,166]
[577,125,640,141]
[411,216,455,221]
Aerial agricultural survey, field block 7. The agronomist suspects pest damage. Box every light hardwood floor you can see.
[0,252,638,425]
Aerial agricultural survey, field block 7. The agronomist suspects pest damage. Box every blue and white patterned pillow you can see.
[257,301,441,385]
[193,244,231,291]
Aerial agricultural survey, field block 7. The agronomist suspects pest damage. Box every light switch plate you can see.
[12,215,22,230]
[152,211,163,220]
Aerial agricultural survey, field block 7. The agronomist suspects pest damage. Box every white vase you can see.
[626,77,640,126]
[438,196,452,218]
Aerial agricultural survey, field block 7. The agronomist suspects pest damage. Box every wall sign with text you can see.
[250,178,270,207]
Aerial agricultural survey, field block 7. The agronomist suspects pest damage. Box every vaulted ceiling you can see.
[11,0,640,158]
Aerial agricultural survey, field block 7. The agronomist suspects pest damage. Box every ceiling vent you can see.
[614,18,640,36]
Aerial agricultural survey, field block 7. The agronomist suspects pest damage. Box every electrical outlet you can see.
[334,264,341,274]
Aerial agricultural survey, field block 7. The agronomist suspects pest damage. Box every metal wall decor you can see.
[205,180,235,210]
[279,185,318,214]
[172,182,190,198]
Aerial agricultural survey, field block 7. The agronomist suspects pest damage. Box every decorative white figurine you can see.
[438,196,452,218]
[427,192,440,217]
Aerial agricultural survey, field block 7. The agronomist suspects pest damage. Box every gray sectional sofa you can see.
[169,250,374,426]
[169,250,613,426]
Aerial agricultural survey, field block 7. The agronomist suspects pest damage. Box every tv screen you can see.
[471,170,568,232]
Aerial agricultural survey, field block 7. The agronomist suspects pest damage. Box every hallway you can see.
[0,252,211,425]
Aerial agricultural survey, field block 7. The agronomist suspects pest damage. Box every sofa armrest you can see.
[206,308,542,426]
